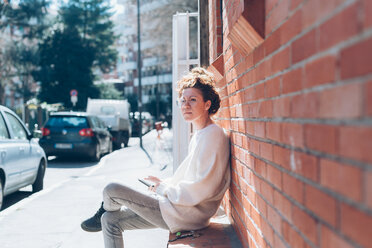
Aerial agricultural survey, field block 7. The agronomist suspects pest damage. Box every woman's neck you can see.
[193,116,213,130]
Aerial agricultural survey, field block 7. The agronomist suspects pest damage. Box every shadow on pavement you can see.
[2,190,33,211]
[46,156,99,169]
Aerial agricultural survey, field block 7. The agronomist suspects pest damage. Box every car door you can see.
[4,111,36,185]
[0,111,20,192]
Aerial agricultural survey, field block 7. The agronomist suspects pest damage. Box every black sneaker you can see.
[81,202,106,232]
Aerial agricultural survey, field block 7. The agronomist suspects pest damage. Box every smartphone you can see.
[138,178,151,187]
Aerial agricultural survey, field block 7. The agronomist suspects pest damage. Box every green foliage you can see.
[0,0,50,104]
[96,83,122,99]
[35,27,99,110]
[35,0,118,109]
[59,0,118,72]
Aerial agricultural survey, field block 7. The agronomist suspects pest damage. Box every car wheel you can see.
[0,177,3,211]
[91,144,101,162]
[32,159,46,193]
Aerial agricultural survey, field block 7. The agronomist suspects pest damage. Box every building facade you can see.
[207,0,372,247]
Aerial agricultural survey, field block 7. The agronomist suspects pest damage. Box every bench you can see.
[167,208,242,248]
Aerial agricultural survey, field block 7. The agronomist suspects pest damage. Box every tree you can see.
[59,0,118,72]
[35,27,99,110]
[0,0,50,105]
[35,0,118,109]
[96,83,122,99]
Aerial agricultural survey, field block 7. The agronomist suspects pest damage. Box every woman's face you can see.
[179,88,211,123]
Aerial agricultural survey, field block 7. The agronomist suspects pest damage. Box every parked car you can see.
[39,112,112,161]
[0,105,47,210]
[130,111,154,137]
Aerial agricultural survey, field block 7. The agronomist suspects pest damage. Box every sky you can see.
[49,0,125,17]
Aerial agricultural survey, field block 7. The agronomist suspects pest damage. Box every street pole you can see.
[137,0,143,148]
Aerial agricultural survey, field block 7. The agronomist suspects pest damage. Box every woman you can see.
[81,67,231,248]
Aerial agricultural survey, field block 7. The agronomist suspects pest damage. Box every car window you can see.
[0,113,10,139]
[5,112,27,140]
[46,116,88,128]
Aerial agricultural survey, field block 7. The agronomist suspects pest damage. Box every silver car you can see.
[0,105,47,210]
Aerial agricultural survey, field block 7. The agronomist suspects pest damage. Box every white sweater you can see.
[156,124,231,233]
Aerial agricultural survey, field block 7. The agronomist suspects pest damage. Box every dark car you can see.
[0,105,47,210]
[39,112,112,161]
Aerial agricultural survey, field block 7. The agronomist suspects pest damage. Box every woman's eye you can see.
[190,98,197,102]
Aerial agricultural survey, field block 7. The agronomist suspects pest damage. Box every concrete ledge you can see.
[167,208,242,248]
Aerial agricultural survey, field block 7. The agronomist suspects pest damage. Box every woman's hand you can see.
[144,176,162,192]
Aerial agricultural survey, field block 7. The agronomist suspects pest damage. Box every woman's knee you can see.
[103,182,127,197]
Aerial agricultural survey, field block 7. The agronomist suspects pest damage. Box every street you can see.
[0,130,173,248]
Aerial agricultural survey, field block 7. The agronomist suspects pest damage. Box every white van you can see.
[86,98,131,149]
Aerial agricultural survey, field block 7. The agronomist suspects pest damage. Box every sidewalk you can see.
[0,129,174,248]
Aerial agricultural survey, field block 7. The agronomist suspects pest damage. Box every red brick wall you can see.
[208,0,372,247]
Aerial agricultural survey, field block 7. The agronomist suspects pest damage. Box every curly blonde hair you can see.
[176,67,221,115]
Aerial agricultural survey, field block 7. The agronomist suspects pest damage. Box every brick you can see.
[255,158,267,178]
[282,221,306,248]
[266,0,290,35]
[282,173,304,204]
[366,171,372,208]
[268,206,282,233]
[292,29,317,63]
[266,164,282,190]
[305,124,337,154]
[281,122,304,148]
[320,225,353,248]
[305,185,337,226]
[293,151,318,182]
[255,83,266,100]
[365,80,372,116]
[271,47,290,74]
[264,29,282,56]
[302,0,348,30]
[304,55,336,88]
[292,206,318,244]
[364,0,372,28]
[290,0,303,10]
[266,121,281,141]
[274,190,292,221]
[254,121,265,138]
[340,36,372,79]
[256,193,268,218]
[340,203,372,248]
[273,145,291,170]
[319,3,360,51]
[273,96,291,117]
[319,83,363,119]
[266,0,279,15]
[339,126,372,163]
[281,9,302,44]
[261,217,274,246]
[260,142,273,162]
[258,100,273,117]
[291,92,319,118]
[320,159,362,202]
[260,179,274,204]
[265,76,281,98]
[282,67,303,94]
[273,233,287,248]
[253,44,265,64]
[244,87,255,103]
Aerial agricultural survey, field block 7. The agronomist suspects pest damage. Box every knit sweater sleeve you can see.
[156,126,230,206]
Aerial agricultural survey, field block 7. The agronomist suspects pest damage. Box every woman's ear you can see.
[205,100,211,111]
